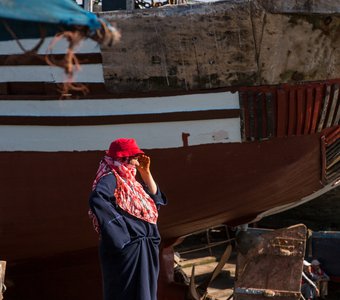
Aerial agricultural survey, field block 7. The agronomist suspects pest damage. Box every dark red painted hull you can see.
[0,133,331,300]
[1,134,322,262]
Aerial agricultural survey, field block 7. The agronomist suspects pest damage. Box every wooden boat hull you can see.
[0,133,330,300]
[0,133,325,261]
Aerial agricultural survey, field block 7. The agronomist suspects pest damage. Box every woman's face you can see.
[128,155,140,166]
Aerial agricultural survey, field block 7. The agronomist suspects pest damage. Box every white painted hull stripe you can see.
[0,64,104,83]
[0,92,240,116]
[0,118,241,151]
[0,37,100,55]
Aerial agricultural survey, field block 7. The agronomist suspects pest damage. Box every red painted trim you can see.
[321,135,327,184]
[276,89,287,137]
[326,84,339,128]
[0,109,240,126]
[261,93,268,138]
[288,88,297,135]
[0,86,241,100]
[296,88,305,135]
[0,53,102,66]
[304,87,314,134]
[325,126,340,145]
[310,85,323,134]
[0,82,107,97]
[253,93,259,140]
[318,85,332,131]
[271,88,277,137]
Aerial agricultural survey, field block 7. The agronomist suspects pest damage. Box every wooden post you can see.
[0,261,6,300]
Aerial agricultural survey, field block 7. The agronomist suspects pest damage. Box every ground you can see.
[174,187,340,299]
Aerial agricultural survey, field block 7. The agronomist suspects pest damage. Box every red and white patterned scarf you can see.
[89,156,158,233]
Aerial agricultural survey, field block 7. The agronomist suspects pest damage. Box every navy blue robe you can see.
[89,173,167,300]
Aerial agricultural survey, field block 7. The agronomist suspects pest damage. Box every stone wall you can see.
[99,0,340,93]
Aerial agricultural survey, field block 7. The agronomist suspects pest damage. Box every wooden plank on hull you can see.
[334,102,340,126]
[321,135,327,184]
[304,87,314,134]
[325,126,340,145]
[266,92,275,138]
[276,89,287,137]
[248,91,255,141]
[318,85,331,132]
[310,85,323,134]
[296,88,305,135]
[326,84,339,128]
[288,88,296,136]
[243,92,251,141]
[261,93,268,139]
[256,93,262,140]
[321,126,340,184]
[326,141,339,163]
[326,142,339,162]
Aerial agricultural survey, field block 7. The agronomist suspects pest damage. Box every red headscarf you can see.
[89,140,158,233]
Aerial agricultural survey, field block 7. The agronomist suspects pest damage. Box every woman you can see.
[311,259,330,299]
[89,138,167,300]
[301,260,319,300]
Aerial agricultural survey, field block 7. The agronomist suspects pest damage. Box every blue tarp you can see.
[0,0,102,40]
[0,0,101,30]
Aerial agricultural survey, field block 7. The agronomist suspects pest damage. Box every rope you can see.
[3,19,120,99]
[2,20,46,54]
[46,22,120,98]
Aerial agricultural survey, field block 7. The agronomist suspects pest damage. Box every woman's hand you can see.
[137,155,157,194]
[137,155,151,174]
